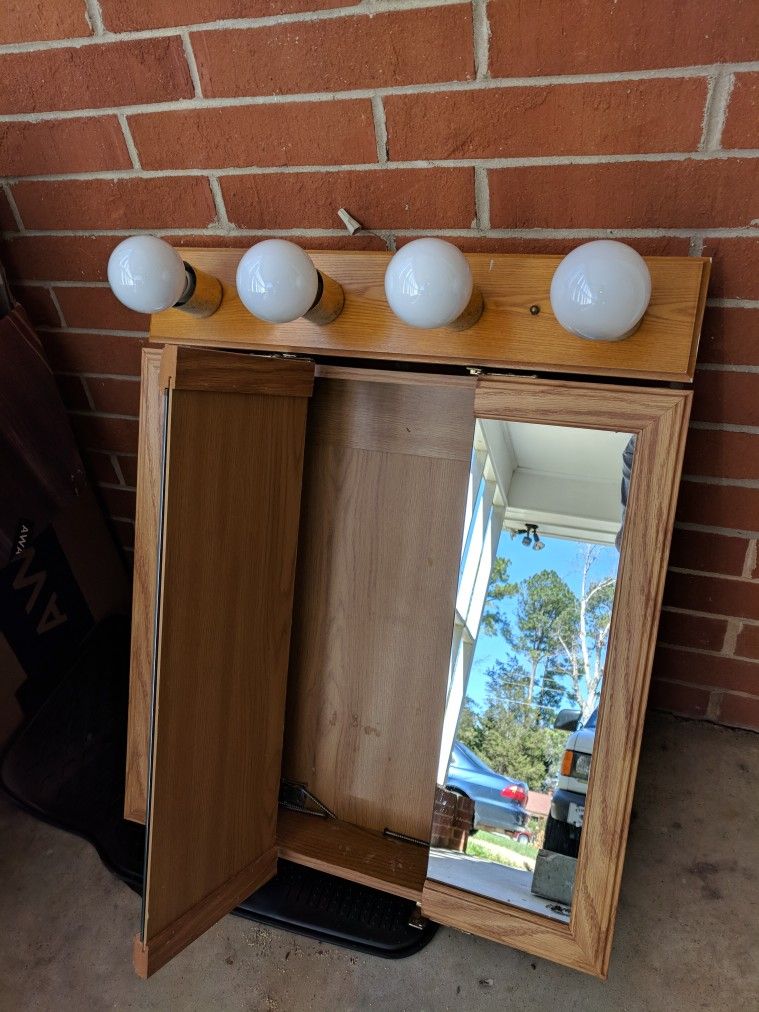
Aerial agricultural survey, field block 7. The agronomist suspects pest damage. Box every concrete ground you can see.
[0,712,756,1011]
[428,850,570,922]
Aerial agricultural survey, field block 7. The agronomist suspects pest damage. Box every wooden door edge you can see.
[133,846,277,978]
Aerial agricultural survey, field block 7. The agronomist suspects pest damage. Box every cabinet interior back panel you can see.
[284,374,476,842]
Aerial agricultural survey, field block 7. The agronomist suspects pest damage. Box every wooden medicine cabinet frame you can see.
[124,248,707,980]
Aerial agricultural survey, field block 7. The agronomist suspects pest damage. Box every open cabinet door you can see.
[135,347,314,978]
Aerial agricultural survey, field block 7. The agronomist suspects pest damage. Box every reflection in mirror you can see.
[429,420,635,923]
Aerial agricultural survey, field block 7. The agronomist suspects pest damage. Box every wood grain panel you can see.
[138,354,313,977]
[150,250,709,382]
[124,347,162,824]
[277,809,427,902]
[161,344,314,397]
[283,375,475,842]
[423,376,692,979]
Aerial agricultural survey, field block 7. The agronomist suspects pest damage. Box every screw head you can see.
[529,304,540,315]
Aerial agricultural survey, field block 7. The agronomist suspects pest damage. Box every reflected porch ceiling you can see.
[477,420,632,546]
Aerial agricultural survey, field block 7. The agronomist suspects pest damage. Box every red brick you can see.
[0,118,130,178]
[698,308,759,367]
[117,455,138,487]
[70,413,138,455]
[14,285,60,327]
[676,480,759,534]
[658,610,728,652]
[12,177,216,230]
[0,38,193,115]
[221,168,475,230]
[736,623,759,660]
[717,691,759,731]
[54,374,90,412]
[0,0,90,43]
[489,160,758,230]
[647,679,711,719]
[194,6,472,98]
[129,101,376,170]
[1,236,117,283]
[97,484,136,519]
[53,287,147,333]
[669,529,751,577]
[692,369,759,427]
[723,73,759,149]
[83,451,121,486]
[86,376,141,416]
[701,239,759,300]
[111,518,136,549]
[653,644,759,694]
[664,570,759,622]
[386,79,705,160]
[684,427,759,481]
[100,0,357,32]
[490,0,759,76]
[40,332,146,376]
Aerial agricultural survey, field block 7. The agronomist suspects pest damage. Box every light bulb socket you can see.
[303,270,345,326]
[446,285,484,331]
[175,263,223,318]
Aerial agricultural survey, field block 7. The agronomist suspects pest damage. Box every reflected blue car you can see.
[445,741,530,836]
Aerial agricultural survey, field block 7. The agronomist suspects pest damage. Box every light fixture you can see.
[518,524,545,551]
[107,236,222,318]
[235,240,344,325]
[384,238,483,330]
[549,239,652,342]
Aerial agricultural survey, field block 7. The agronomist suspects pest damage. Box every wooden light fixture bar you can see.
[151,249,710,383]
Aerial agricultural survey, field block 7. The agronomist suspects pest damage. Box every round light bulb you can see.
[236,240,319,324]
[107,236,188,314]
[549,240,652,342]
[384,238,474,329]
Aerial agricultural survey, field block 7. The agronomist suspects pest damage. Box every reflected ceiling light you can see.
[384,238,483,330]
[519,524,545,551]
[549,240,652,341]
[107,236,222,318]
[235,240,344,325]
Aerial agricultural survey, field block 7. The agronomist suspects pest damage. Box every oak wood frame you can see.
[421,376,692,979]
[150,250,709,382]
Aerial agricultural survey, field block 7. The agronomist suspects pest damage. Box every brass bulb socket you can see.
[303,271,345,326]
[177,265,223,318]
[447,286,484,331]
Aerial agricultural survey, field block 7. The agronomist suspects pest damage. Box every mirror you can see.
[428,418,636,923]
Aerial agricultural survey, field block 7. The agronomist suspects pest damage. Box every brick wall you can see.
[0,1,757,730]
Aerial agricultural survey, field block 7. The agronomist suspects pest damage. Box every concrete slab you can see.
[531,849,577,906]
[0,712,757,1010]
[428,849,570,922]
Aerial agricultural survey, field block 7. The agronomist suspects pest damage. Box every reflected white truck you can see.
[544,708,597,858]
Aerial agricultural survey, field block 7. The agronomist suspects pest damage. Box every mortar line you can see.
[47,288,67,327]
[663,606,759,625]
[743,540,758,578]
[181,31,204,98]
[471,0,490,80]
[83,0,105,35]
[0,0,471,55]
[68,407,139,421]
[371,95,389,163]
[80,376,96,410]
[208,176,231,229]
[681,475,759,489]
[7,226,759,242]
[689,422,759,435]
[721,618,742,655]
[110,455,128,486]
[696,362,759,372]
[700,71,736,151]
[117,114,142,169]
[473,166,490,230]
[4,63,759,122]
[7,148,759,184]
[2,184,24,231]
[674,521,759,539]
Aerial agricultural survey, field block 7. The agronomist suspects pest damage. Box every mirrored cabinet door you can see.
[422,376,691,979]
